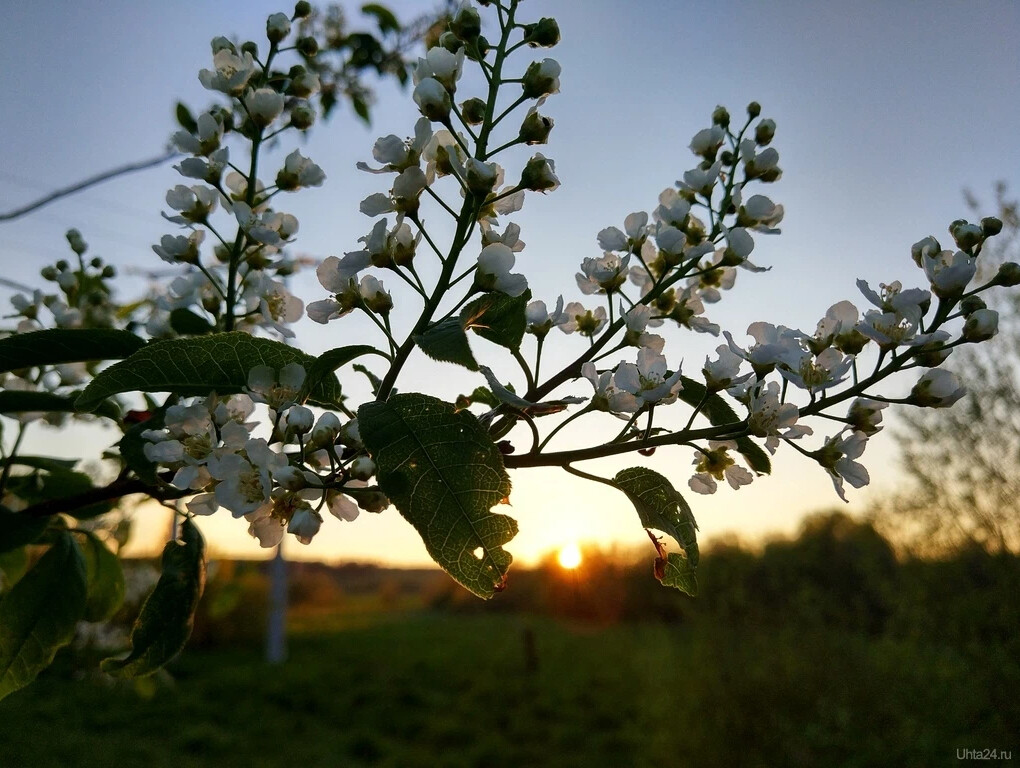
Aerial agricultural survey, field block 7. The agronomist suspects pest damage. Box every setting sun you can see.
[557,543,583,570]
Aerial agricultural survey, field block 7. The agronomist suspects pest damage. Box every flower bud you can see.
[241,41,259,58]
[959,295,986,316]
[65,229,87,255]
[963,308,998,342]
[310,412,341,447]
[267,12,291,43]
[950,220,983,251]
[290,100,315,130]
[981,216,1003,237]
[754,118,776,145]
[274,465,307,491]
[439,32,464,53]
[522,18,560,48]
[460,97,486,125]
[994,262,1020,287]
[40,266,58,281]
[286,405,314,435]
[413,77,452,121]
[746,101,761,117]
[520,153,559,192]
[451,3,482,40]
[211,36,236,54]
[519,108,553,144]
[294,1,312,18]
[712,105,730,127]
[465,158,499,196]
[910,235,941,267]
[910,369,965,408]
[287,507,322,544]
[349,456,376,481]
[245,88,286,127]
[296,36,318,56]
[522,59,561,99]
[101,265,116,279]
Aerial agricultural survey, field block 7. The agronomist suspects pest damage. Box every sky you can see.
[1,0,1018,567]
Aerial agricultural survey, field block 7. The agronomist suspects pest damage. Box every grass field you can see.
[1,612,1017,767]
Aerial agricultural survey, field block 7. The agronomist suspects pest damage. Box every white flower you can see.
[559,302,607,337]
[164,185,218,225]
[358,119,433,176]
[287,507,322,545]
[687,250,737,303]
[779,346,854,393]
[477,243,528,296]
[526,296,566,337]
[723,227,755,262]
[246,507,285,548]
[846,398,887,436]
[209,438,286,517]
[911,369,965,408]
[173,112,222,156]
[414,46,465,91]
[740,194,784,231]
[199,48,258,95]
[581,362,639,414]
[597,212,649,253]
[413,77,451,121]
[910,235,941,267]
[276,150,325,191]
[815,431,870,503]
[921,249,976,298]
[703,345,750,391]
[252,275,304,337]
[689,126,725,158]
[653,188,691,228]
[247,363,306,410]
[614,348,684,408]
[327,490,360,522]
[481,221,525,252]
[244,88,286,127]
[622,305,664,353]
[152,230,205,264]
[576,253,630,295]
[814,301,859,347]
[678,161,722,197]
[725,322,804,369]
[668,288,720,335]
[747,381,810,454]
[360,275,393,313]
[266,12,291,42]
[689,441,754,495]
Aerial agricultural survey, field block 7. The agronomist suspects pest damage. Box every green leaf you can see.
[463,386,501,409]
[0,508,48,554]
[169,308,214,336]
[678,376,771,475]
[660,552,698,596]
[80,534,125,623]
[76,332,342,412]
[102,519,205,678]
[0,547,28,592]
[6,470,114,520]
[174,101,197,133]
[413,317,479,371]
[0,532,87,700]
[352,363,384,396]
[361,3,400,34]
[351,93,371,125]
[0,329,145,375]
[461,290,531,351]
[0,390,120,420]
[359,393,516,598]
[0,456,77,472]
[613,467,699,568]
[298,344,385,403]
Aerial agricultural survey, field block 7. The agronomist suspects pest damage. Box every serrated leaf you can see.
[298,344,384,403]
[0,532,87,700]
[678,376,771,475]
[359,393,516,598]
[463,386,500,409]
[80,534,125,623]
[0,329,145,375]
[76,332,341,411]
[101,518,205,678]
[613,467,699,568]
[0,508,48,554]
[175,101,197,133]
[362,3,400,34]
[0,390,120,420]
[414,317,479,371]
[169,308,214,336]
[461,290,531,351]
[0,547,28,592]
[659,552,698,596]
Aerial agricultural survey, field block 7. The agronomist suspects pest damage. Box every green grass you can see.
[1,614,1016,767]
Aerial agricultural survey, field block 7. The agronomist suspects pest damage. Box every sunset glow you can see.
[557,543,583,570]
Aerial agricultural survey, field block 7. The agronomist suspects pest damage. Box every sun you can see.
[557,542,583,570]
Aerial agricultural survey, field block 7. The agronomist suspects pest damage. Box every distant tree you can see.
[878,183,1020,554]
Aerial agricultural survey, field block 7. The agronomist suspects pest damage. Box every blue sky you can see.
[2,1,1018,565]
